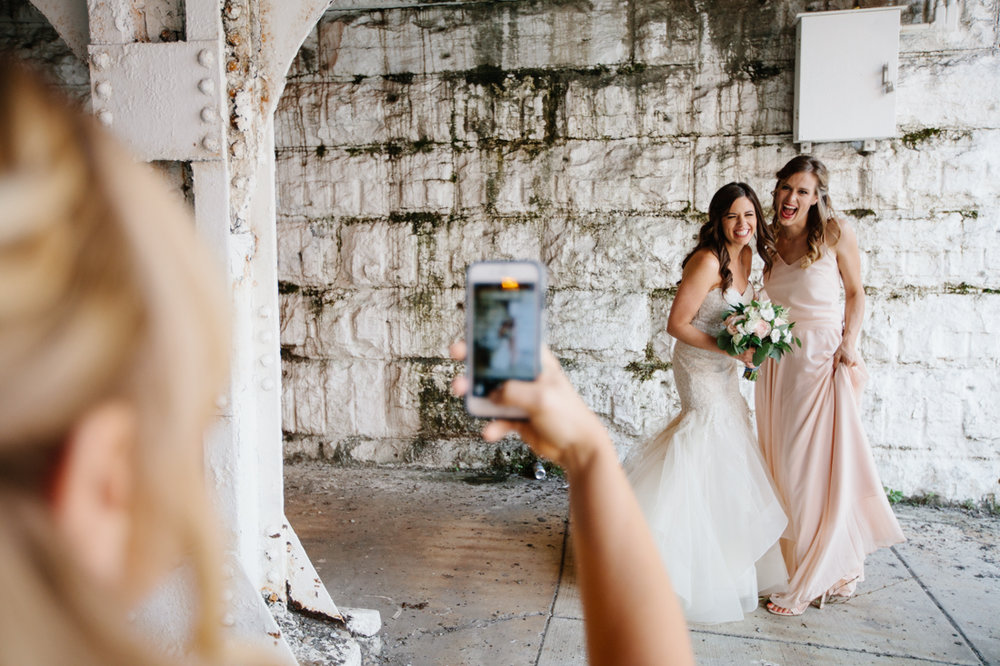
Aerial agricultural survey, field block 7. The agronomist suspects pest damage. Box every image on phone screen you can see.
[471,279,539,397]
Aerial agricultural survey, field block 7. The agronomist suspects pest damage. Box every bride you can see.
[626,182,788,624]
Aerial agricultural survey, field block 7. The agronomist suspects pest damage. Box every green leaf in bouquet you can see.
[753,346,768,367]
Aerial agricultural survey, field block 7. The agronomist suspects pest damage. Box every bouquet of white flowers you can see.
[717,298,801,381]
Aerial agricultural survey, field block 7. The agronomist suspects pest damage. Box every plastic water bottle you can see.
[533,461,547,480]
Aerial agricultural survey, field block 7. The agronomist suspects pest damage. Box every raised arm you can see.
[451,343,694,666]
[833,220,865,370]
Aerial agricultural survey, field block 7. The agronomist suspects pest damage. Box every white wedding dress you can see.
[625,285,788,624]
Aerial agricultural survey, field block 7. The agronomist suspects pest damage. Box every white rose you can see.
[759,303,775,320]
[783,329,793,343]
[770,329,782,342]
[773,316,787,328]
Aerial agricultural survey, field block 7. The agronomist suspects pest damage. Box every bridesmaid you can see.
[755,155,904,616]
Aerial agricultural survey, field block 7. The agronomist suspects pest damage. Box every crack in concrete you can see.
[891,545,989,666]
[688,627,979,665]
[534,513,571,665]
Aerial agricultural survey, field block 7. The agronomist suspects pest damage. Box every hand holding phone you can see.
[464,260,545,419]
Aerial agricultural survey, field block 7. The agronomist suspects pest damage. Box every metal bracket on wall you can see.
[89,40,226,162]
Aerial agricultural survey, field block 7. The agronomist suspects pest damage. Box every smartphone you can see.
[465,260,546,419]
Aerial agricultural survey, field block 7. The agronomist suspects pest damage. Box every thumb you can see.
[492,378,542,412]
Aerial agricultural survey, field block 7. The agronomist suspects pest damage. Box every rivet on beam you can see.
[198,49,214,67]
[201,106,217,123]
[198,78,214,95]
[95,81,112,99]
[97,110,113,126]
[261,378,275,391]
[92,52,110,72]
[202,136,220,152]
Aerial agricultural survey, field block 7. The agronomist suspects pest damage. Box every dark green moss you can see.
[383,72,415,84]
[740,60,784,82]
[901,128,943,149]
[625,342,672,382]
[278,281,300,294]
[844,208,876,219]
[412,135,434,153]
[387,210,448,235]
[650,286,679,300]
[344,138,439,158]
[616,62,647,76]
[315,143,327,158]
[297,47,316,74]
[542,80,565,144]
[945,282,1000,295]
[352,74,365,85]
[416,370,478,436]
[464,64,507,89]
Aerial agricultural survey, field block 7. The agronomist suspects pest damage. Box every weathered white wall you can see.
[4,0,997,503]
[272,0,1000,504]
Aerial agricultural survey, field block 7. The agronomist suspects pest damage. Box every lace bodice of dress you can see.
[672,283,753,413]
[691,285,753,337]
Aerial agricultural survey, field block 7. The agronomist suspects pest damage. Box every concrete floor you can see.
[285,463,1000,665]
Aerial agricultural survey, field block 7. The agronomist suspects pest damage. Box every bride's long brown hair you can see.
[681,182,775,290]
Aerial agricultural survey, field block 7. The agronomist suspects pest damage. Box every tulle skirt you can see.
[626,386,788,624]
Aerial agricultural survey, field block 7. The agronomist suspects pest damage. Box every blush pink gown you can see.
[756,248,905,610]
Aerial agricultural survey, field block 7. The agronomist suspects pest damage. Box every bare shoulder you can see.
[683,248,720,276]
[680,248,721,289]
[829,217,859,252]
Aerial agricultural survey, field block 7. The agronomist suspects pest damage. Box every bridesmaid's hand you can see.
[832,340,859,370]
[735,347,757,368]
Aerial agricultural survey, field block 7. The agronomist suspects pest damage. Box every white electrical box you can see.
[794,7,902,144]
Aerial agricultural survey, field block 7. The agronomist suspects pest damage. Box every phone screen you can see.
[470,279,540,397]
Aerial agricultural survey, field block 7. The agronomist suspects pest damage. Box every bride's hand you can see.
[735,348,757,368]
[450,342,609,471]
[832,340,858,370]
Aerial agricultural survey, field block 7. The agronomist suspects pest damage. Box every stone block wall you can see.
[3,0,995,502]
[274,0,1000,502]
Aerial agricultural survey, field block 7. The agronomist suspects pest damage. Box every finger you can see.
[540,345,561,372]
[452,375,469,397]
[449,341,467,361]
[483,419,525,442]
[492,378,542,412]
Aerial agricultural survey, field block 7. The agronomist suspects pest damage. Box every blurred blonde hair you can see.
[0,56,242,665]
[770,155,841,268]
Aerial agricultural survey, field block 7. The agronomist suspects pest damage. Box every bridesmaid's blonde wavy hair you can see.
[770,155,840,269]
[0,56,271,665]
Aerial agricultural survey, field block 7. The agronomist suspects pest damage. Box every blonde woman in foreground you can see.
[0,56,281,665]
[452,342,695,666]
